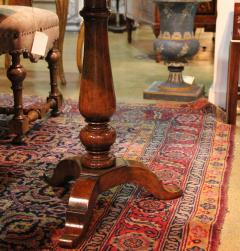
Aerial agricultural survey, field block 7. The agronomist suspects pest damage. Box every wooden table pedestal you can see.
[47,0,183,248]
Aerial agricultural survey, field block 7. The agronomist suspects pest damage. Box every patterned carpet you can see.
[0,95,233,251]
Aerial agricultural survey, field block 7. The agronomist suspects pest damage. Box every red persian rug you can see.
[0,95,233,251]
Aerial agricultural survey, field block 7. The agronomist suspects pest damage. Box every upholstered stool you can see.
[0,5,63,143]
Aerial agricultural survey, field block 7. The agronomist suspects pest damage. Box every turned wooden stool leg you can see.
[126,17,134,43]
[47,0,183,248]
[55,0,69,85]
[7,53,29,143]
[46,48,63,116]
[76,22,85,74]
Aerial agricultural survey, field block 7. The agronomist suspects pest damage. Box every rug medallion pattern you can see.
[0,95,233,251]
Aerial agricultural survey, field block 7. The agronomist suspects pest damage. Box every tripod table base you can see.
[47,157,183,248]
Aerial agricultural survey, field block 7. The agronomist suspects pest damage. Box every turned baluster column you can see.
[79,0,116,169]
[7,53,29,143]
[46,48,63,116]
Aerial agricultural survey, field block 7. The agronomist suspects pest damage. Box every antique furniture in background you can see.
[108,0,127,32]
[55,0,69,85]
[64,0,85,73]
[195,0,217,32]
[144,0,210,101]
[0,5,62,143]
[125,0,160,43]
[76,22,84,73]
[226,40,240,124]
[2,0,69,85]
[65,0,82,31]
[47,0,183,248]
[126,0,217,44]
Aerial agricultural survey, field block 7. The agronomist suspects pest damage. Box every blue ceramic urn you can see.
[152,0,210,93]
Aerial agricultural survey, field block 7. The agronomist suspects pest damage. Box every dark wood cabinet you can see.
[197,1,216,14]
[195,1,217,32]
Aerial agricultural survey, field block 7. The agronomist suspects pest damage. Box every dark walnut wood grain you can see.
[46,0,183,248]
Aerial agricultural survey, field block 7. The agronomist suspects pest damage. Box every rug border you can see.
[210,125,235,251]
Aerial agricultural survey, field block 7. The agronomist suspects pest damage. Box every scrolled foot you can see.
[158,183,183,200]
[59,176,99,248]
[59,234,80,249]
[125,159,183,200]
[93,158,182,200]
[45,156,82,186]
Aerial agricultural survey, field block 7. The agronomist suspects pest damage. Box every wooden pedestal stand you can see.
[47,0,183,248]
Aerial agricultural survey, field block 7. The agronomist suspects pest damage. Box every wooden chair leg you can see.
[4,54,10,70]
[46,48,63,117]
[76,22,85,74]
[7,53,29,143]
[126,17,134,43]
[55,0,69,85]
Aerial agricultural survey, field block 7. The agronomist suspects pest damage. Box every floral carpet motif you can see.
[0,95,233,251]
